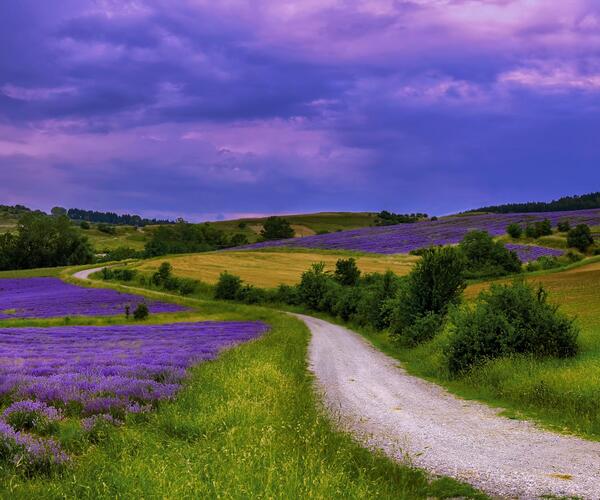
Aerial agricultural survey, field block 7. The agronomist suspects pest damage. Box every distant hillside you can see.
[211,212,378,243]
[472,192,600,214]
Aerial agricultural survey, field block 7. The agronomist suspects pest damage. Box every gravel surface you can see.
[298,313,600,499]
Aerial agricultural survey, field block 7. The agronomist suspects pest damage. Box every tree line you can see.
[65,208,175,227]
[472,191,600,214]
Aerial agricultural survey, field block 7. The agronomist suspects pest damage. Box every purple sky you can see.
[1,1,599,221]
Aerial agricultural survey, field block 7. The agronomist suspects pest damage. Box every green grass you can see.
[0,272,483,498]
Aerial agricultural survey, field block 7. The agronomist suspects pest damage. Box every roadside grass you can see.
[132,249,418,288]
[0,282,483,499]
[331,258,600,439]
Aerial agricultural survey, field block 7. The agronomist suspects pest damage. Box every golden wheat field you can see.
[135,250,419,288]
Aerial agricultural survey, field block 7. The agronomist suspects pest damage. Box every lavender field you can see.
[0,321,268,467]
[245,209,600,257]
[0,277,187,320]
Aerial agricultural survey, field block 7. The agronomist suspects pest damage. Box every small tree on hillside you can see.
[334,258,361,286]
[260,217,295,241]
[567,224,594,252]
[506,223,522,239]
[389,246,466,345]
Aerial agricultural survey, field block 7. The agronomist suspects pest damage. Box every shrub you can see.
[389,246,466,345]
[133,303,149,320]
[355,271,402,329]
[535,219,553,236]
[214,272,243,300]
[298,262,330,310]
[459,230,521,278]
[506,223,522,239]
[334,258,361,286]
[80,221,91,230]
[100,246,142,262]
[229,233,249,247]
[526,255,561,272]
[272,284,301,305]
[237,284,267,304]
[177,278,197,296]
[97,224,117,235]
[567,224,594,252]
[332,286,362,321]
[557,220,571,232]
[152,262,173,286]
[446,281,579,375]
[524,223,538,238]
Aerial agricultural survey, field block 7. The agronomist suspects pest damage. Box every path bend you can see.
[298,313,600,499]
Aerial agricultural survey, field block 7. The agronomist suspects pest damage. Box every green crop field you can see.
[134,248,418,288]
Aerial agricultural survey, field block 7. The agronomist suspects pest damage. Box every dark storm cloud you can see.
[1,0,600,217]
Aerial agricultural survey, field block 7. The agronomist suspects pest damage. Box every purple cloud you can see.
[1,0,599,219]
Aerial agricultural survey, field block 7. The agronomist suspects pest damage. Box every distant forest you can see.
[472,192,600,214]
[67,208,174,226]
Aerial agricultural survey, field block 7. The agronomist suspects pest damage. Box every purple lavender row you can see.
[0,322,268,410]
[242,208,600,257]
[505,244,565,263]
[0,277,188,320]
[0,321,267,469]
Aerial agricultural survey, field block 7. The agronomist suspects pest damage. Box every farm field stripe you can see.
[299,313,600,498]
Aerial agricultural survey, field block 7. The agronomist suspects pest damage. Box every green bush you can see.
[389,246,466,345]
[459,230,521,278]
[298,262,330,310]
[334,257,361,286]
[506,223,522,239]
[446,281,578,375]
[177,278,198,295]
[567,224,594,252]
[525,219,552,238]
[80,221,91,230]
[272,284,301,305]
[557,220,571,232]
[526,255,561,272]
[133,303,149,320]
[151,262,173,286]
[214,272,243,300]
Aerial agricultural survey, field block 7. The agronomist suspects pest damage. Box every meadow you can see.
[134,249,418,287]
[0,267,482,498]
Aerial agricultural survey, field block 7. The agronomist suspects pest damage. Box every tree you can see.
[0,212,94,270]
[260,217,295,241]
[506,223,523,239]
[567,224,594,252]
[459,230,521,278]
[51,206,67,217]
[214,272,243,300]
[334,258,361,286]
[557,220,571,232]
[389,246,466,345]
[298,262,329,309]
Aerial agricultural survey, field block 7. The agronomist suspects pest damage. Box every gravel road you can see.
[298,313,600,499]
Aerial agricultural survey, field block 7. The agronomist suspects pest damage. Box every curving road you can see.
[298,313,600,499]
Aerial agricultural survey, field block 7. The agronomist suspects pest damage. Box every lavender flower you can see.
[241,208,600,259]
[0,277,188,320]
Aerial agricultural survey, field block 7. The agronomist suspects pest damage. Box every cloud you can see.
[1,0,600,216]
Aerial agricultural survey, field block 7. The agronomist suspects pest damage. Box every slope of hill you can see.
[243,209,600,255]
[211,212,377,243]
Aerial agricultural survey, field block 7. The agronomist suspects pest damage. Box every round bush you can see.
[446,281,578,375]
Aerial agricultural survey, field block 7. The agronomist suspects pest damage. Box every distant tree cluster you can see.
[0,204,34,216]
[144,221,248,257]
[374,211,428,226]
[472,192,600,214]
[66,208,174,227]
[260,217,295,241]
[0,213,94,270]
